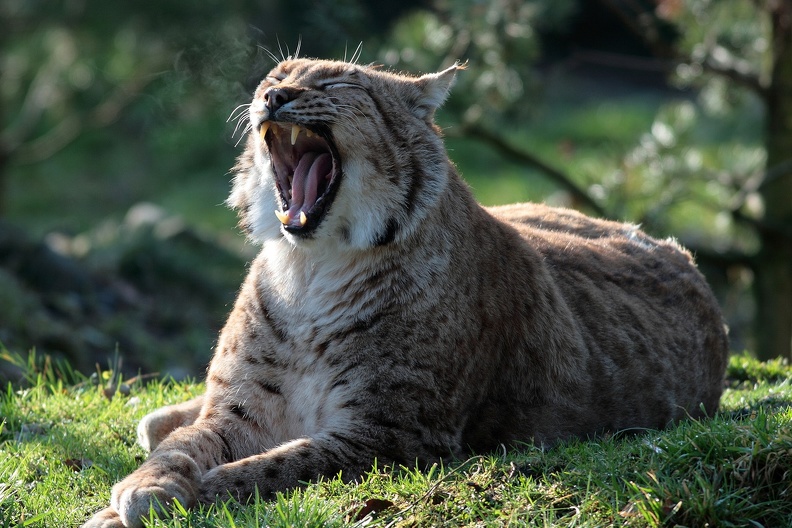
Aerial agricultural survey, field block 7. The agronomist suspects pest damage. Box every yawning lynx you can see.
[82,58,728,527]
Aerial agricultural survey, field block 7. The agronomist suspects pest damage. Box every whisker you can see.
[351,42,363,64]
[295,36,302,60]
[234,124,252,147]
[232,112,250,136]
[277,36,286,61]
[333,106,361,119]
[258,45,280,65]
[226,103,251,123]
[333,103,366,118]
[331,107,361,127]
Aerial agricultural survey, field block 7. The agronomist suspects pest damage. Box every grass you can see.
[1,351,790,527]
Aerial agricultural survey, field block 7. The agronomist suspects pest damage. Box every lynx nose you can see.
[264,86,298,113]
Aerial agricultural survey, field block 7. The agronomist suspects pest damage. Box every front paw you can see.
[81,507,126,528]
[110,455,201,527]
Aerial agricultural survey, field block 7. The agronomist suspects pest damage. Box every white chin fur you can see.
[228,162,282,244]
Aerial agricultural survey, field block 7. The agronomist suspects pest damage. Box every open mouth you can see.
[259,121,341,236]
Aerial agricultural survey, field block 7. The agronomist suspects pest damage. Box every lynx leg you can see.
[97,422,230,528]
[80,506,125,528]
[137,395,204,452]
[197,432,392,505]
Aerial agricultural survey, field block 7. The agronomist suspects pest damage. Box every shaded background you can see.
[1,0,790,382]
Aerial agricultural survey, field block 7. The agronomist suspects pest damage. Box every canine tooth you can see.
[305,129,314,138]
[291,125,301,145]
[275,210,289,225]
[299,211,308,226]
[259,121,270,140]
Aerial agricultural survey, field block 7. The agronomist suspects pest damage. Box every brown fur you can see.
[82,59,728,528]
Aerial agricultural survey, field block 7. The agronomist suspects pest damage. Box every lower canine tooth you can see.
[291,125,301,145]
[275,210,289,225]
[299,211,308,226]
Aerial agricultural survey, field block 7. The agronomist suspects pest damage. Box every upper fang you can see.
[291,125,301,145]
[260,121,270,141]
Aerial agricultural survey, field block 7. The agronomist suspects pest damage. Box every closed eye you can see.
[266,75,285,84]
[320,82,365,91]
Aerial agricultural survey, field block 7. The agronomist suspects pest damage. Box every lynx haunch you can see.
[82,58,728,528]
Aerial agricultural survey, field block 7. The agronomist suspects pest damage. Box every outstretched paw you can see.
[106,453,201,527]
[81,507,126,528]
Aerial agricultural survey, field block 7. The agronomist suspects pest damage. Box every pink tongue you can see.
[286,152,333,224]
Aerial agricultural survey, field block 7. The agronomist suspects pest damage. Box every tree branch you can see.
[596,0,768,100]
[701,57,767,98]
[456,123,608,217]
[596,0,677,58]
[728,157,792,216]
[757,157,792,191]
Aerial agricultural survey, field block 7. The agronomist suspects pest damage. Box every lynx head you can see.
[228,58,460,250]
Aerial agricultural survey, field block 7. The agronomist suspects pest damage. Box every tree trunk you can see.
[0,149,7,217]
[756,3,792,360]
[0,97,6,217]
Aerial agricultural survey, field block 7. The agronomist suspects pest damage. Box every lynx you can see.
[83,58,728,527]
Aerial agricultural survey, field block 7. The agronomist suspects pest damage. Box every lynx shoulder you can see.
[83,58,728,528]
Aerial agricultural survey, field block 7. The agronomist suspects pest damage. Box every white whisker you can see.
[334,103,366,119]
[226,103,251,123]
[258,45,280,65]
[351,42,363,64]
[232,112,251,136]
[234,124,252,147]
[277,36,286,61]
[332,108,361,128]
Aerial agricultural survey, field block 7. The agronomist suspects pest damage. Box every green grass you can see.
[1,352,790,527]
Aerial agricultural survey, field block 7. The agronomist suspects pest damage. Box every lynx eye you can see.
[266,75,285,85]
[320,82,361,90]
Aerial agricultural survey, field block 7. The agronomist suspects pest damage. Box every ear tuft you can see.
[411,62,463,120]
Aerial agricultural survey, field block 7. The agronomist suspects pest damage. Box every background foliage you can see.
[1,0,791,381]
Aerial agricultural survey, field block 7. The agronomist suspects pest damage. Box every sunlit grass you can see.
[1,351,790,527]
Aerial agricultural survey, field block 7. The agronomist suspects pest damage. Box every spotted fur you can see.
[82,59,728,528]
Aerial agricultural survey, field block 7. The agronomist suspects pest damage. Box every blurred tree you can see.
[377,1,602,207]
[598,0,792,360]
[379,0,577,121]
[0,0,423,222]
[0,0,255,219]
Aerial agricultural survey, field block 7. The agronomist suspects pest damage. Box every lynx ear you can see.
[411,62,463,120]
